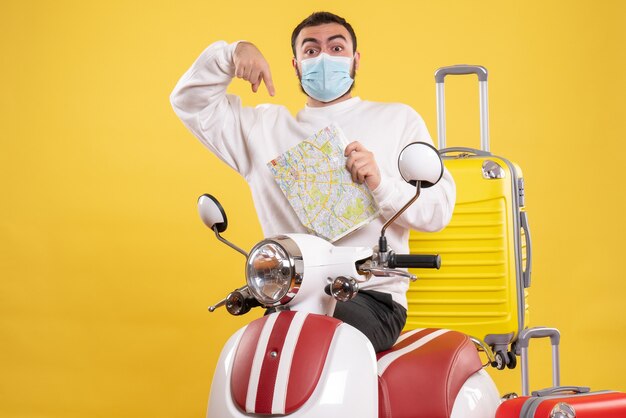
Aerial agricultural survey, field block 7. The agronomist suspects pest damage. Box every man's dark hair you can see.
[291,12,357,57]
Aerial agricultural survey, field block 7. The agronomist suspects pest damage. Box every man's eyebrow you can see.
[300,37,321,46]
[300,34,348,46]
[327,34,347,43]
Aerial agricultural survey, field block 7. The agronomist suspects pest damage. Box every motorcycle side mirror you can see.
[198,194,228,232]
[378,142,444,257]
[197,194,248,258]
[398,142,444,188]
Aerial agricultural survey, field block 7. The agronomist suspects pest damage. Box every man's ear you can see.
[354,51,361,71]
[292,57,299,76]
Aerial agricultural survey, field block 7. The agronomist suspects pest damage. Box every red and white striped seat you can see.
[376,328,483,418]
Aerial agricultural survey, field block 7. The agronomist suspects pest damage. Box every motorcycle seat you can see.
[376,328,483,418]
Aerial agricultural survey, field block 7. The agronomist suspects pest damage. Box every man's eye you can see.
[305,48,317,55]
[332,46,343,52]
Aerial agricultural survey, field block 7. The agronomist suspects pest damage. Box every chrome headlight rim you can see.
[245,236,303,307]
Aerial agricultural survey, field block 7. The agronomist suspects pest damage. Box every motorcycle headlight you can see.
[246,236,303,307]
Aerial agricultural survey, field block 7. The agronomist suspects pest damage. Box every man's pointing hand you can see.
[234,42,276,96]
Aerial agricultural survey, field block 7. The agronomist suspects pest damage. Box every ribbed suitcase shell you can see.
[405,65,530,345]
[406,152,529,342]
[495,391,626,417]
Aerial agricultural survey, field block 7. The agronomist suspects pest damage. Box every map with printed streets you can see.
[267,124,380,242]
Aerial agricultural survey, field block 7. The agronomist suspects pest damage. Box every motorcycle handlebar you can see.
[388,254,441,269]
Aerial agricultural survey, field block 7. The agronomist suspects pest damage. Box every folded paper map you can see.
[267,124,380,242]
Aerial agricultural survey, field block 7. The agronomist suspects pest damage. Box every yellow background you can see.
[2,1,625,417]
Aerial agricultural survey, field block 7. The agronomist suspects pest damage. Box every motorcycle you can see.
[196,141,508,418]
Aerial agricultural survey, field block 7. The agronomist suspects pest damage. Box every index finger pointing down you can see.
[262,70,275,96]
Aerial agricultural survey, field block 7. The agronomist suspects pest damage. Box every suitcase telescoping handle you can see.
[516,327,561,396]
[435,65,490,152]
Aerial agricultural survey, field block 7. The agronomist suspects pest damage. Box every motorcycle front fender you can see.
[207,319,378,418]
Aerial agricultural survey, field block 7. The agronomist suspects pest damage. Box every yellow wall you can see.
[1,1,625,417]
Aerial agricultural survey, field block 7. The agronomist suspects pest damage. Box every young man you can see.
[170,12,456,352]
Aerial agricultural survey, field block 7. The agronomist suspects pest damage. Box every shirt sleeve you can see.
[370,108,456,232]
[169,41,259,178]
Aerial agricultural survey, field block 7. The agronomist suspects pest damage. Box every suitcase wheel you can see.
[494,350,517,370]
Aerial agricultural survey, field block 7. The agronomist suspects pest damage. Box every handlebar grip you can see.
[388,254,441,269]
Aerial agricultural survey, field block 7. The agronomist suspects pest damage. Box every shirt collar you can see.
[301,97,361,116]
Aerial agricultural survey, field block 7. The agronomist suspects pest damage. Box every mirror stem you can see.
[380,181,422,240]
[213,227,249,257]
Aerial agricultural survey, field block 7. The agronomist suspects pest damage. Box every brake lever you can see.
[208,299,227,312]
[209,285,251,313]
[358,262,417,281]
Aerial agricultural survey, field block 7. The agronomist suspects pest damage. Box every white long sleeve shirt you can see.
[170,41,456,308]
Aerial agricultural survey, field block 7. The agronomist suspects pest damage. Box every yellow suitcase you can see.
[407,66,531,368]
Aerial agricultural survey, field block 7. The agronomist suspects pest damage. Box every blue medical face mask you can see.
[300,53,354,103]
